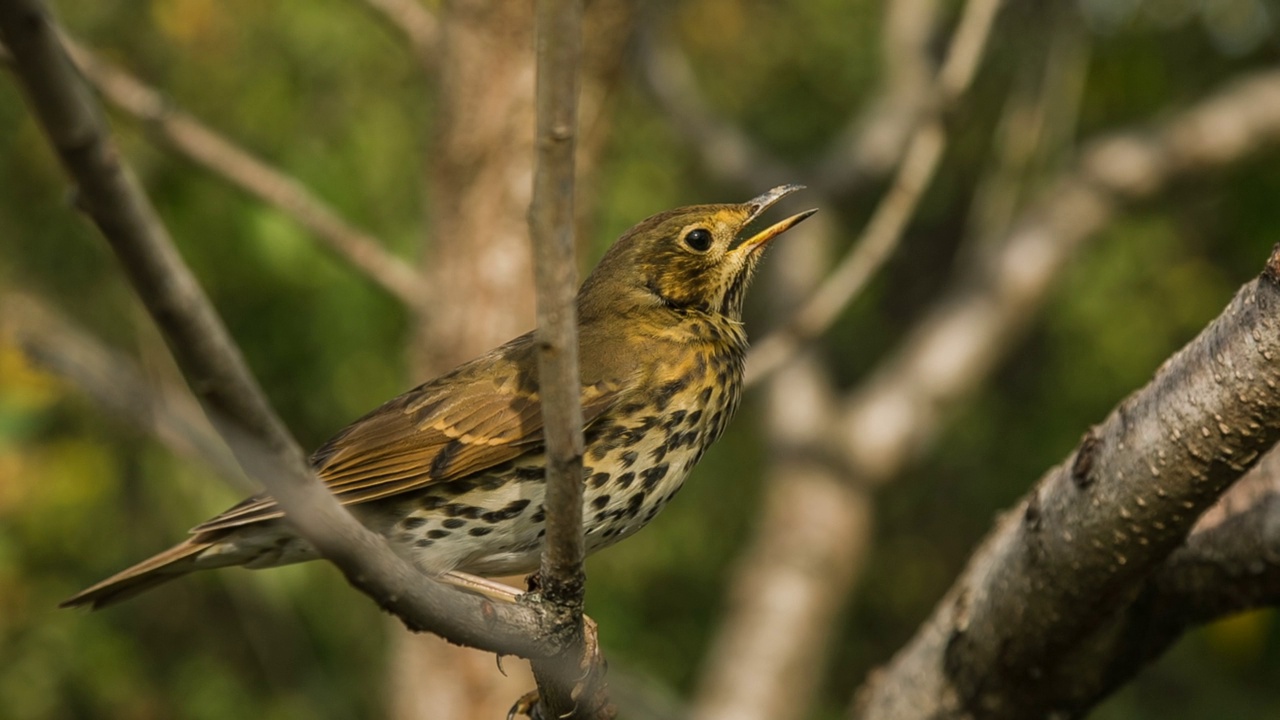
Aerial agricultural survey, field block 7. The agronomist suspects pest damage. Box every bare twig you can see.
[63,39,428,308]
[1,291,244,484]
[812,0,939,194]
[744,0,1005,386]
[0,0,557,660]
[834,67,1280,483]
[637,28,795,191]
[853,249,1280,719]
[527,0,609,717]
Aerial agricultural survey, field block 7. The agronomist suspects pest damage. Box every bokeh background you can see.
[2,0,1279,718]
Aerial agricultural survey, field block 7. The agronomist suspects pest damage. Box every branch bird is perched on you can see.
[63,185,816,609]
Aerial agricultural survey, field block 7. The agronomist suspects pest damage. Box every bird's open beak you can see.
[734,184,817,256]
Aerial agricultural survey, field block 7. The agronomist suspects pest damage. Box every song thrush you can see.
[62,185,815,609]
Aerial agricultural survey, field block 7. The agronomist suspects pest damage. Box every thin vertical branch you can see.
[528,0,607,717]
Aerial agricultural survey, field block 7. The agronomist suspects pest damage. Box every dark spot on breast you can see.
[615,472,635,489]
[589,472,612,488]
[469,526,493,537]
[426,529,451,539]
[531,506,546,523]
[664,410,687,429]
[442,518,467,529]
[402,517,427,531]
[624,493,646,518]
[444,503,484,519]
[482,499,531,523]
[642,464,669,490]
[592,494,611,510]
[698,387,713,404]
[415,539,434,548]
[687,410,703,426]
[620,451,638,468]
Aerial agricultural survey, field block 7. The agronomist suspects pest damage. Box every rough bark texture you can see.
[853,250,1280,719]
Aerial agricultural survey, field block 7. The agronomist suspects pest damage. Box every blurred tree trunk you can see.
[390,2,633,718]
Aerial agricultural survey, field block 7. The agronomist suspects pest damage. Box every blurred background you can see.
[2,0,1279,718]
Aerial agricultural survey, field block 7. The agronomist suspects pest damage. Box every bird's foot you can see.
[508,616,614,720]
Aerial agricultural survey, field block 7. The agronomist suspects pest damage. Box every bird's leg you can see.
[441,571,524,602]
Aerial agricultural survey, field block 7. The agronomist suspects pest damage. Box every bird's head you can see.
[579,185,816,322]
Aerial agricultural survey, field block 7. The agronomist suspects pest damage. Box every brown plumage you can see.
[62,185,815,609]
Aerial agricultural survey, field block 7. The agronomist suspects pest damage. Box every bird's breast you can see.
[577,331,745,551]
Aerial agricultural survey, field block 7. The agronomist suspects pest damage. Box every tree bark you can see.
[853,249,1280,719]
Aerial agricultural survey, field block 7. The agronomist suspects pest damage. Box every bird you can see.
[61,185,816,609]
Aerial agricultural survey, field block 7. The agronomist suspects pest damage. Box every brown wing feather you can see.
[192,334,626,533]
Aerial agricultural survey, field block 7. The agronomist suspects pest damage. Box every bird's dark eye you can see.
[683,228,713,252]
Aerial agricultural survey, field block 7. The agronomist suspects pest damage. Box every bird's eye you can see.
[683,228,713,252]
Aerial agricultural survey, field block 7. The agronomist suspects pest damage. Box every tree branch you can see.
[853,248,1280,719]
[1028,452,1280,718]
[636,26,795,191]
[527,0,609,717]
[63,38,428,308]
[834,66,1280,484]
[744,0,1005,386]
[0,0,558,661]
[810,0,938,195]
[1,291,244,485]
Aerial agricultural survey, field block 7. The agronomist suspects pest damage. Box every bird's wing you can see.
[191,335,626,533]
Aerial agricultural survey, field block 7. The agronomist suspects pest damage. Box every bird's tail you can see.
[60,537,215,610]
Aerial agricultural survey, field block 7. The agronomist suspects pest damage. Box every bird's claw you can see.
[509,615,615,720]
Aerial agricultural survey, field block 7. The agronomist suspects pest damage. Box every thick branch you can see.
[853,250,1280,719]
[528,0,607,717]
[0,0,556,660]
[64,39,427,308]
[1030,451,1280,718]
